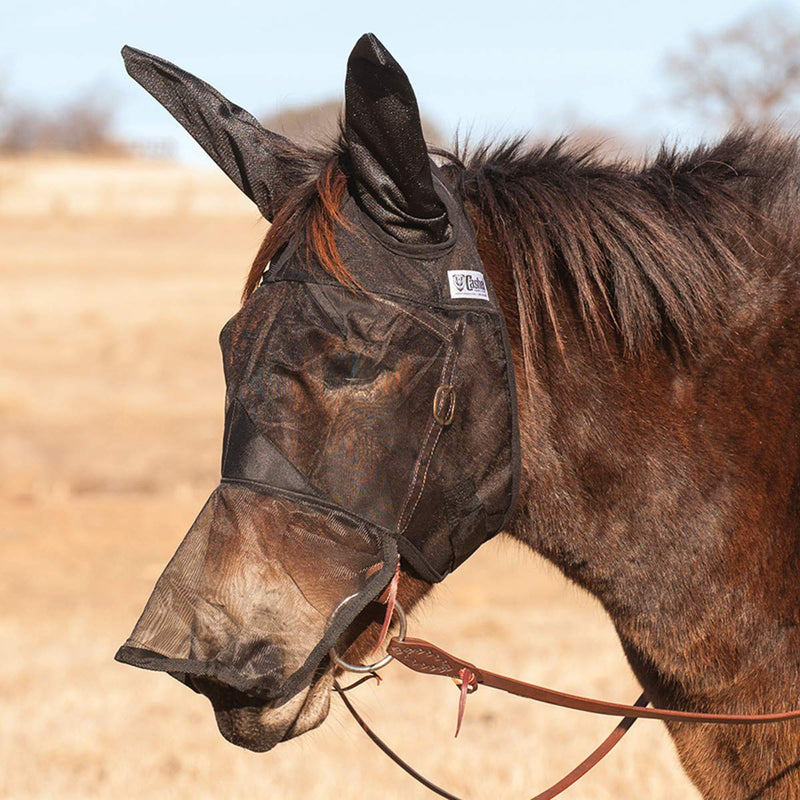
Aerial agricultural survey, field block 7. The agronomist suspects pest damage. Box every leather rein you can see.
[330,601,800,799]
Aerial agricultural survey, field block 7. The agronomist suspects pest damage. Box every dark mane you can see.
[246,130,800,362]
[450,131,800,361]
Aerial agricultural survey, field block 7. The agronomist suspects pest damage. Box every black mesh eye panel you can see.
[218,282,291,405]
[232,283,455,530]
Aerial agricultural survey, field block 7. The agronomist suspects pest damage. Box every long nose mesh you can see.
[116,484,396,699]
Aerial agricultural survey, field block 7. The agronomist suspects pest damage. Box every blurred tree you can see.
[262,98,445,149]
[0,88,127,155]
[665,4,800,129]
[545,107,648,161]
[262,99,343,148]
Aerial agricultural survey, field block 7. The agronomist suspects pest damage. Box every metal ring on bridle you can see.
[328,593,407,673]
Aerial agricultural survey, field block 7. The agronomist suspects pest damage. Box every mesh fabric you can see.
[116,486,396,698]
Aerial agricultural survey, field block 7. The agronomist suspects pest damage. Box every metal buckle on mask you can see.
[432,385,456,426]
[328,593,407,673]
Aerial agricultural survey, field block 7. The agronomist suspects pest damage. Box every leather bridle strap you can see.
[334,679,460,800]
[334,678,648,800]
[335,636,800,800]
[388,637,800,724]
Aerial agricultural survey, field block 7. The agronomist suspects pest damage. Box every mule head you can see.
[116,34,519,752]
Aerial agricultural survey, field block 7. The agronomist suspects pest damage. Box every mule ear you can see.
[121,46,303,221]
[344,34,449,244]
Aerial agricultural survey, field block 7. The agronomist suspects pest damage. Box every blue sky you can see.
[3,0,797,162]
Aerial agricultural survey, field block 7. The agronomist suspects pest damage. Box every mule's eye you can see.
[324,351,382,387]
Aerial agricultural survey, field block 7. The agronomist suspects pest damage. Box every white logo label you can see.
[447,270,489,301]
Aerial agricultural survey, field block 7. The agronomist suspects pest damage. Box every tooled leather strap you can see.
[388,637,800,725]
[337,636,800,800]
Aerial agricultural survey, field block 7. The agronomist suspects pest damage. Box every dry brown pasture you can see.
[0,156,699,799]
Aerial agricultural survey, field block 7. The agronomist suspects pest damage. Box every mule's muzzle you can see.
[115,483,397,702]
[191,668,335,752]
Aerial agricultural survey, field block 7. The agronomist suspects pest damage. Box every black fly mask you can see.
[116,34,520,703]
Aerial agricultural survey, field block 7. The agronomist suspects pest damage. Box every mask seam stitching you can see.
[396,319,464,533]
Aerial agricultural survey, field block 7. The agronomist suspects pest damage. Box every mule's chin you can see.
[192,670,334,753]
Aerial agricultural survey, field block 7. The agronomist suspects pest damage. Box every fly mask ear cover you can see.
[114,35,520,703]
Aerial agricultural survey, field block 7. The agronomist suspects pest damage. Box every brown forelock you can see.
[243,154,357,300]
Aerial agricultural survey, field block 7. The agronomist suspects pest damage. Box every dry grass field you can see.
[0,156,699,799]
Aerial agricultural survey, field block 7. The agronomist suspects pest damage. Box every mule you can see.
[116,34,800,799]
